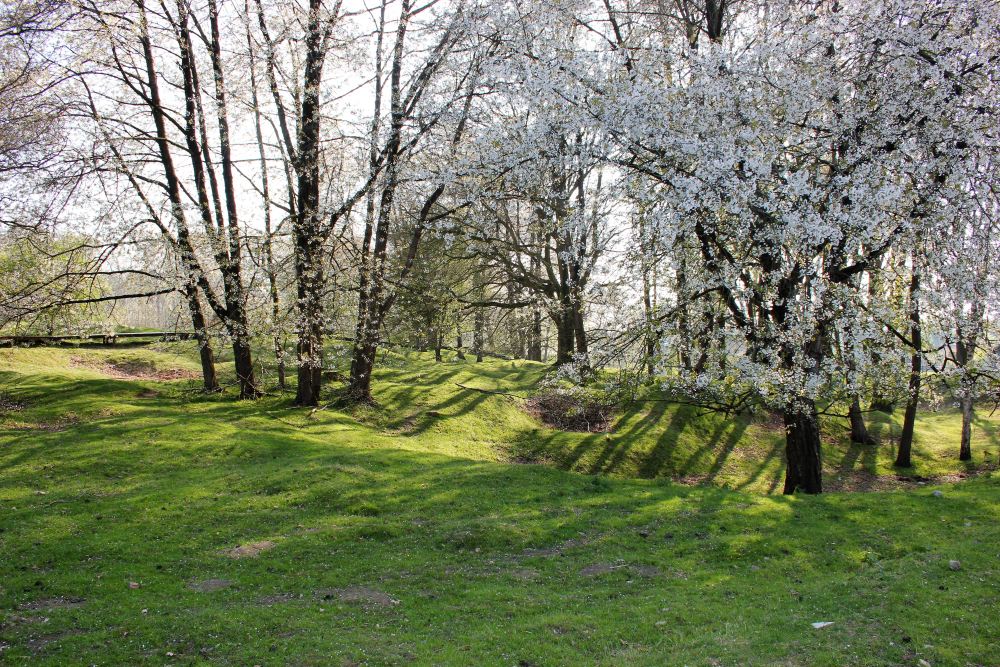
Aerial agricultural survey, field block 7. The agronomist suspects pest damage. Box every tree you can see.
[533,0,999,492]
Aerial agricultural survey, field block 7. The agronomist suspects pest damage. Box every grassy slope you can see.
[0,345,998,666]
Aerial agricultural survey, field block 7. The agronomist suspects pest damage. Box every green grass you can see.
[1,344,998,665]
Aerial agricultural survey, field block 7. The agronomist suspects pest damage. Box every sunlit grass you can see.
[0,344,997,665]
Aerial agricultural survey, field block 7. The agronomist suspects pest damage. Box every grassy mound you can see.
[1,345,998,665]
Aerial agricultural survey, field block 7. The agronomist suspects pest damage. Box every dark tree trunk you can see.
[347,1,413,403]
[642,267,655,376]
[185,285,219,392]
[455,324,465,360]
[291,0,329,407]
[676,245,693,372]
[849,396,875,445]
[435,331,443,362]
[554,310,575,365]
[574,301,588,357]
[134,0,231,398]
[959,394,973,461]
[896,269,921,468]
[350,340,377,402]
[955,335,975,462]
[232,340,257,399]
[783,401,823,494]
[248,20,285,389]
[295,319,323,406]
[174,0,259,400]
[528,307,543,361]
[474,308,484,362]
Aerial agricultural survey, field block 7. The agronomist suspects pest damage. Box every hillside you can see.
[1,345,998,665]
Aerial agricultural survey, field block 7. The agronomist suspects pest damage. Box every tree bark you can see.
[848,397,875,445]
[783,400,823,494]
[290,0,330,407]
[474,308,484,362]
[248,13,285,389]
[959,393,974,461]
[896,268,921,468]
[185,285,219,392]
[528,306,542,361]
[455,323,465,360]
[554,308,575,365]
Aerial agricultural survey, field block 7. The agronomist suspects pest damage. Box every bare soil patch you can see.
[579,561,661,578]
[508,567,540,580]
[526,389,615,432]
[223,540,275,559]
[257,593,300,605]
[825,464,998,492]
[26,628,84,653]
[18,597,85,611]
[70,356,197,381]
[579,563,619,577]
[5,415,80,432]
[317,586,399,607]
[521,535,592,558]
[187,579,232,592]
[0,394,27,412]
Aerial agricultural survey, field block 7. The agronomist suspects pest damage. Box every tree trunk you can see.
[231,339,257,399]
[783,401,823,494]
[959,393,973,461]
[290,0,329,407]
[642,264,655,376]
[435,331,443,362]
[474,308,484,362]
[896,269,921,468]
[455,324,465,360]
[174,0,260,400]
[185,285,219,392]
[676,243,692,372]
[295,315,323,406]
[349,340,377,402]
[849,396,874,445]
[248,20,285,389]
[553,300,576,365]
[528,306,543,361]
[574,301,588,357]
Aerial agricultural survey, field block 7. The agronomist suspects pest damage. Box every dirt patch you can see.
[526,389,615,433]
[18,597,85,611]
[26,628,84,653]
[257,593,300,605]
[579,562,621,577]
[136,389,160,399]
[5,415,80,432]
[578,562,660,578]
[70,356,197,381]
[0,394,27,412]
[317,586,399,607]
[630,564,662,577]
[825,464,998,492]
[508,567,540,581]
[0,614,48,630]
[675,474,709,487]
[223,540,275,559]
[521,535,591,558]
[188,578,232,592]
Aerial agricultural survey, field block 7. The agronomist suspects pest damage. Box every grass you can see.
[1,344,998,665]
